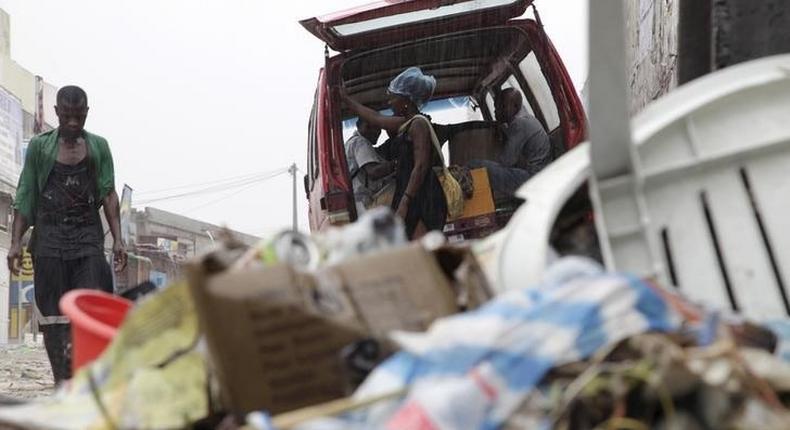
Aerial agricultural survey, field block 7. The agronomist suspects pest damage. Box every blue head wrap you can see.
[387,67,436,109]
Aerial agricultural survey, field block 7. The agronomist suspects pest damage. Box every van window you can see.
[484,91,495,119]
[426,96,483,124]
[307,93,318,182]
[342,116,389,144]
[332,0,522,36]
[341,96,482,141]
[341,97,480,164]
[519,52,560,131]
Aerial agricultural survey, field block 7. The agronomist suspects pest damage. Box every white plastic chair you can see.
[487,0,790,321]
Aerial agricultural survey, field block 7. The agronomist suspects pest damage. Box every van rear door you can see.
[306,68,355,231]
[300,0,533,52]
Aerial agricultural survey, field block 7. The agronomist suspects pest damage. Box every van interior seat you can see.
[446,121,502,167]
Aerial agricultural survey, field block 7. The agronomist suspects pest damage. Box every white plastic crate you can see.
[590,54,790,320]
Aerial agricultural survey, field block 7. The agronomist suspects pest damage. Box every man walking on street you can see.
[6,85,127,384]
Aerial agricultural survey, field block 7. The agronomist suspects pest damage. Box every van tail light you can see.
[321,190,352,225]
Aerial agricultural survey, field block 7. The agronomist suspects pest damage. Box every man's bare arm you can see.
[102,190,127,271]
[7,210,30,274]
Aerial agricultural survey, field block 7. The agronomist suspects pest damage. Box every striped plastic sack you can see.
[351,257,683,430]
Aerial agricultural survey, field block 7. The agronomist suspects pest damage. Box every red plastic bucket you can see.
[60,290,133,373]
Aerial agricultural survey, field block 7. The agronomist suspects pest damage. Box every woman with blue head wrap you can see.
[387,66,436,110]
[340,67,447,239]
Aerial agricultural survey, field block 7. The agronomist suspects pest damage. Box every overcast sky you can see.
[0,0,587,237]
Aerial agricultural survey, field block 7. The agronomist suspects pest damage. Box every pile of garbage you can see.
[0,209,790,429]
[513,332,790,430]
[249,258,790,430]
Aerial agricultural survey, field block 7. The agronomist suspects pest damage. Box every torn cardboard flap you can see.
[333,245,460,337]
[435,245,494,310]
[188,243,493,416]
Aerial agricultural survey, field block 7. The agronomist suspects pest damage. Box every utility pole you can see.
[288,163,298,232]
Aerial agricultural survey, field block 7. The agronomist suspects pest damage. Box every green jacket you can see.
[13,129,115,221]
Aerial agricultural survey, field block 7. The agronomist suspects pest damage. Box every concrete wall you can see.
[713,0,790,69]
[624,0,789,113]
[625,0,680,114]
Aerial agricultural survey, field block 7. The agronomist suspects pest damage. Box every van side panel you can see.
[307,70,329,231]
[306,81,318,231]
[516,20,587,149]
[328,58,357,226]
[311,60,356,232]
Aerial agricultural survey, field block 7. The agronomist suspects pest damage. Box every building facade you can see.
[0,8,58,343]
[112,207,259,295]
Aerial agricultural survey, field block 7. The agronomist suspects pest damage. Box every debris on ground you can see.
[244,258,790,430]
[1,209,790,430]
[187,208,492,417]
[0,282,206,429]
[0,339,52,402]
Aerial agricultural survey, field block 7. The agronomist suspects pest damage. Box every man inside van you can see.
[345,117,396,213]
[468,88,551,198]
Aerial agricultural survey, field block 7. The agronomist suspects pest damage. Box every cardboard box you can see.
[331,246,458,337]
[443,168,498,242]
[188,244,492,416]
[460,168,495,219]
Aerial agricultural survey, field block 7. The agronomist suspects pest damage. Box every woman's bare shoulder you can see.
[407,116,431,136]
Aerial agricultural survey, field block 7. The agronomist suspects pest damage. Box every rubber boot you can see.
[42,324,73,384]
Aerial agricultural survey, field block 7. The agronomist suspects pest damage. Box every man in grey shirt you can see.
[469,88,551,198]
[345,118,396,212]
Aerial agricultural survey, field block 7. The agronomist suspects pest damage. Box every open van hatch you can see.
[300,0,532,51]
